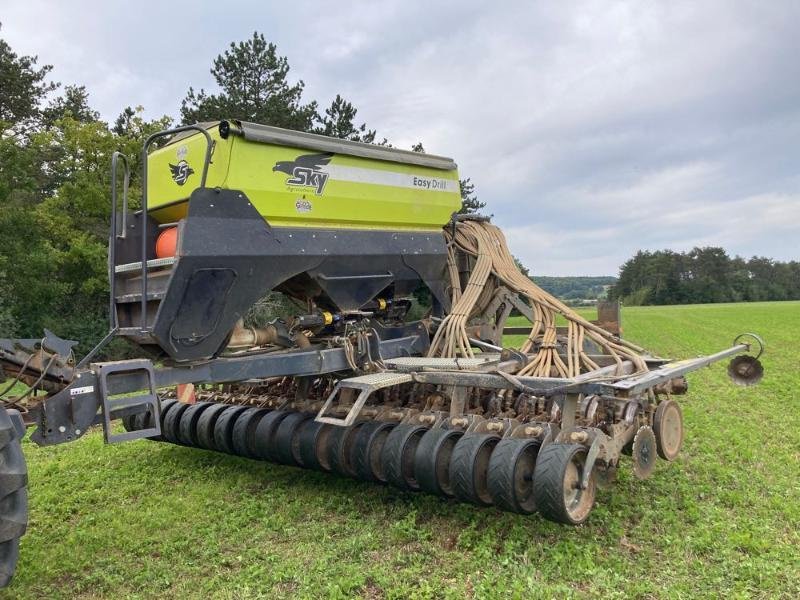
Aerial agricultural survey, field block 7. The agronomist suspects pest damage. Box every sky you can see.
[3,0,799,276]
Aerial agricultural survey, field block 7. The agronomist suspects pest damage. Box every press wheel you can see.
[381,424,429,491]
[231,407,271,458]
[329,422,367,478]
[213,405,250,454]
[297,420,335,471]
[449,434,500,506]
[533,443,596,525]
[353,422,396,483]
[487,438,540,514]
[273,412,313,466]
[177,402,212,446]
[413,428,463,497]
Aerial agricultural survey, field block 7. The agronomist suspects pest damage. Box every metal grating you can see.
[340,372,414,387]
[114,257,177,274]
[384,355,501,372]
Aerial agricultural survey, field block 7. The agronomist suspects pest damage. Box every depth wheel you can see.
[162,402,190,445]
[382,424,430,491]
[298,420,335,471]
[329,422,367,478]
[414,428,464,497]
[274,412,313,466]
[353,422,396,483]
[449,434,500,506]
[253,410,291,461]
[231,407,270,458]
[213,406,250,454]
[177,402,212,446]
[195,404,229,450]
[533,443,596,525]
[487,438,540,514]
[653,400,683,461]
[0,409,27,588]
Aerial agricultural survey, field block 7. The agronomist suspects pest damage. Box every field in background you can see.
[5,302,799,599]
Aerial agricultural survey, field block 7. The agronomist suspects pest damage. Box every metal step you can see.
[384,355,501,371]
[114,292,166,304]
[116,328,157,344]
[94,359,161,443]
[315,372,414,427]
[114,257,176,274]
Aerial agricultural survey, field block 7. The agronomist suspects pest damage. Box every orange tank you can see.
[155,227,178,258]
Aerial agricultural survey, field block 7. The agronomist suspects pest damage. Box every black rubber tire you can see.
[133,409,152,432]
[414,428,464,497]
[195,403,229,450]
[253,410,291,461]
[297,420,335,471]
[151,399,178,440]
[213,406,250,455]
[122,398,163,432]
[487,438,541,514]
[161,402,190,445]
[273,412,313,466]
[122,412,138,432]
[382,424,429,491]
[533,443,596,525]
[231,407,271,458]
[329,422,367,478]
[152,398,176,441]
[449,434,500,506]
[352,421,396,483]
[0,409,27,588]
[177,402,212,446]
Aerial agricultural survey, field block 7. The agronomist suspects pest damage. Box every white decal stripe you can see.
[324,165,460,193]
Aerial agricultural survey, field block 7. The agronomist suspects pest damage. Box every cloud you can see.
[2,0,799,275]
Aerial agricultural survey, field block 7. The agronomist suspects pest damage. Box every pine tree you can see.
[315,94,376,142]
[179,32,317,131]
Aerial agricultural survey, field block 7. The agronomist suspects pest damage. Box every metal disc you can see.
[727,355,764,386]
[653,400,683,461]
[632,426,657,480]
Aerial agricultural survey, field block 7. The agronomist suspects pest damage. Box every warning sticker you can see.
[70,386,95,396]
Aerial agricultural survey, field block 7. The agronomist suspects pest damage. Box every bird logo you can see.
[169,160,195,186]
[273,152,334,195]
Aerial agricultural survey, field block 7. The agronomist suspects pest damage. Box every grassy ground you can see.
[3,301,799,599]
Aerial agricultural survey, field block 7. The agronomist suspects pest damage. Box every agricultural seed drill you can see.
[0,121,765,586]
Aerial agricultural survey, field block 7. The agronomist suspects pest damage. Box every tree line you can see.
[533,276,616,302]
[608,247,800,305]
[0,28,482,355]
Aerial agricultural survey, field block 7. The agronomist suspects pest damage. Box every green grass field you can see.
[3,302,799,599]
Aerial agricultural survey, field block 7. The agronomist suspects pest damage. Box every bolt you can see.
[75,429,81,435]
[487,422,503,432]
[58,425,66,433]
[524,425,543,437]
[451,417,468,428]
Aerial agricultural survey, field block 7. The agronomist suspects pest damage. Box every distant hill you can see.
[532,276,617,302]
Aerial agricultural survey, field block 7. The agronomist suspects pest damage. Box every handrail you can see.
[139,125,214,333]
[109,151,130,331]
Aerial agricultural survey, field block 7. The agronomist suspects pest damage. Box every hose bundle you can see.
[428,219,649,378]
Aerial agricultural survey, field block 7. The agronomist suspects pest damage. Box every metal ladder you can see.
[94,359,161,443]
